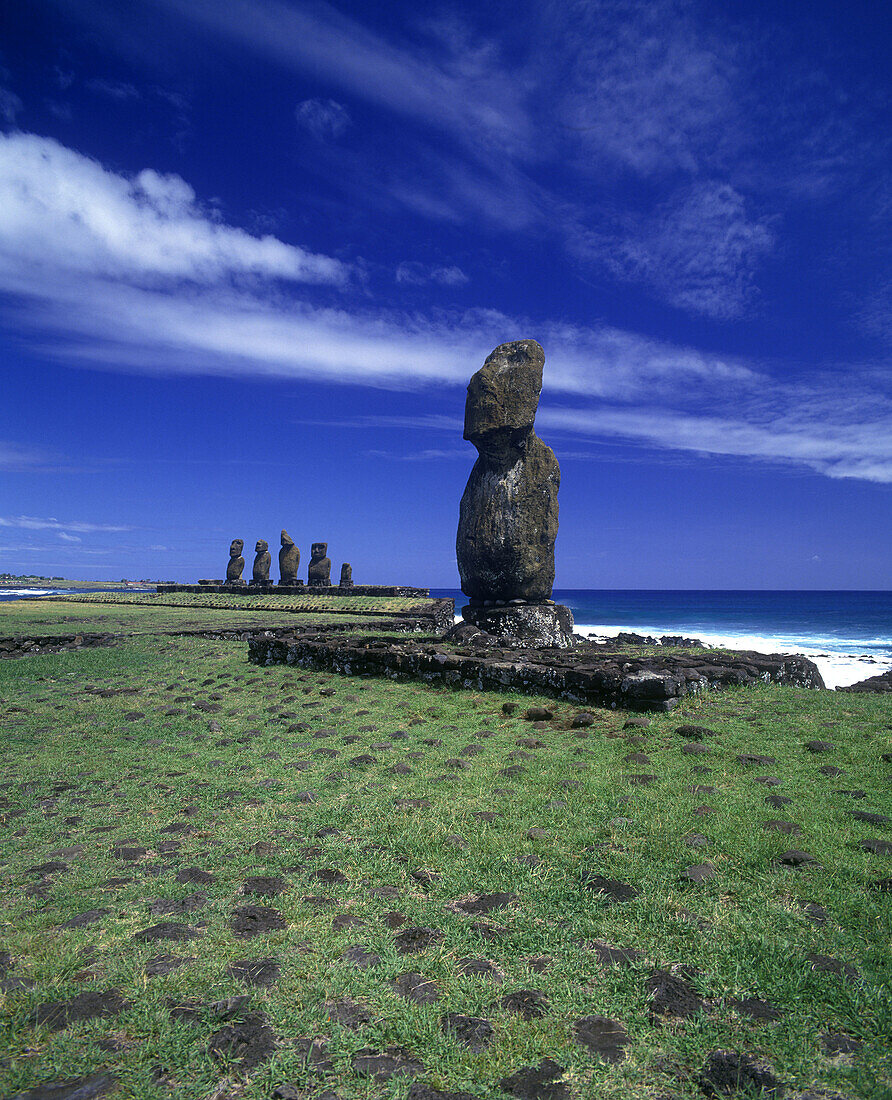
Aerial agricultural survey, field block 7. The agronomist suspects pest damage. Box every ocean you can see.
[432,589,892,689]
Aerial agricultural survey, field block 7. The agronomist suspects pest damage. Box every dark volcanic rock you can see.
[441,1013,493,1051]
[308,542,331,586]
[582,873,639,902]
[34,989,128,1030]
[8,1074,117,1100]
[230,905,286,937]
[573,1015,631,1063]
[226,538,245,583]
[208,1011,276,1070]
[252,539,271,584]
[500,1059,569,1100]
[394,971,442,1003]
[394,926,444,954]
[646,968,704,1018]
[227,957,280,987]
[352,1046,423,1079]
[456,340,559,605]
[699,1049,782,1096]
[498,989,550,1018]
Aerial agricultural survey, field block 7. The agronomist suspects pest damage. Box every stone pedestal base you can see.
[462,602,575,648]
[279,579,304,587]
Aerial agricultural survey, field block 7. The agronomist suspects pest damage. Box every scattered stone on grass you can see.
[441,1013,493,1051]
[325,996,373,1028]
[208,1011,277,1070]
[582,873,640,902]
[730,997,782,1021]
[134,921,199,943]
[145,953,194,977]
[807,953,859,982]
[149,891,207,916]
[341,944,381,968]
[763,820,802,835]
[805,741,834,753]
[175,866,215,884]
[699,1049,783,1097]
[500,1058,569,1100]
[765,794,794,808]
[682,863,717,883]
[498,989,550,1018]
[394,971,442,1003]
[776,850,817,867]
[589,941,642,967]
[861,837,892,855]
[851,810,890,826]
[226,957,280,987]
[646,968,704,1018]
[394,926,444,953]
[573,1015,631,1063]
[821,1032,863,1056]
[7,1073,117,1100]
[352,1046,424,1079]
[675,725,714,740]
[458,957,504,981]
[58,908,109,929]
[34,989,128,1030]
[450,891,518,915]
[230,905,286,937]
[243,875,286,896]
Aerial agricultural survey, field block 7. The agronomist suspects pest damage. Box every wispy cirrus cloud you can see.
[1,133,889,484]
[295,98,351,141]
[395,262,468,287]
[0,515,134,532]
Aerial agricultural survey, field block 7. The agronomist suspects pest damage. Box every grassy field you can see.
[0,617,890,1098]
[0,599,382,638]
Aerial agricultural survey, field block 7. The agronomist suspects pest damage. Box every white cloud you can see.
[574,182,775,319]
[0,515,134,532]
[86,78,141,100]
[395,262,468,287]
[58,531,81,542]
[0,441,57,471]
[0,132,347,286]
[295,98,351,140]
[0,87,22,124]
[539,403,892,484]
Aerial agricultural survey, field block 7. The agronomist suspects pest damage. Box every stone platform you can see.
[462,602,574,648]
[248,631,825,712]
[157,583,430,598]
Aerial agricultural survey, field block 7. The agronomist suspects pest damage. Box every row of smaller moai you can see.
[225,533,352,587]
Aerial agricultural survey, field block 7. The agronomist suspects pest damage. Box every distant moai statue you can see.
[252,539,271,584]
[226,539,246,585]
[308,542,331,586]
[339,562,353,588]
[279,530,300,585]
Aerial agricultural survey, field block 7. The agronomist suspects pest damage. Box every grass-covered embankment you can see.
[0,617,890,1099]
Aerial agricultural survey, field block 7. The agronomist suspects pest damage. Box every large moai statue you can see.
[456,340,574,646]
[308,542,331,586]
[226,539,246,585]
[252,539,271,585]
[278,530,300,585]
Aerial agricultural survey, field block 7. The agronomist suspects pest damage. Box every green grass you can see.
[0,598,382,637]
[0,628,890,1099]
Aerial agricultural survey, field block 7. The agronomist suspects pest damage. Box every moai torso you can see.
[307,543,331,586]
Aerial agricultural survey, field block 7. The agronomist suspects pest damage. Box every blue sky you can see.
[0,0,889,587]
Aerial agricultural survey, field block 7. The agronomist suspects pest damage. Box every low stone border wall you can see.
[0,610,450,660]
[247,633,825,711]
[157,583,431,598]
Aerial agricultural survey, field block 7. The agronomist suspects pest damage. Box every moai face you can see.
[311,542,327,560]
[230,539,244,558]
[281,530,293,548]
[255,539,268,554]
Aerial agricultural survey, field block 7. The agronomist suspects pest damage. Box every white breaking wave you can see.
[574,624,892,690]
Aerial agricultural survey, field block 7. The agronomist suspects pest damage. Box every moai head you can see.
[464,340,544,467]
[281,530,294,548]
[229,539,244,559]
[311,542,327,560]
[255,539,268,554]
